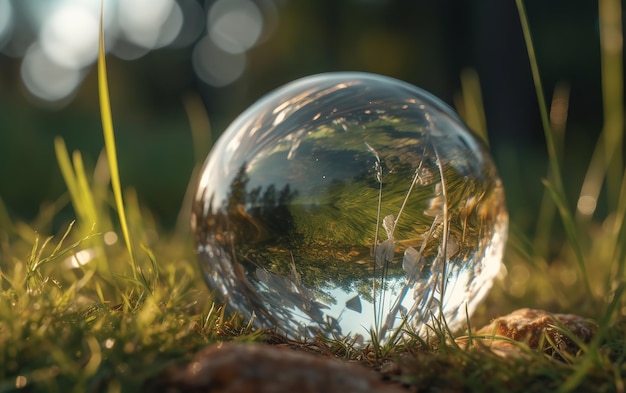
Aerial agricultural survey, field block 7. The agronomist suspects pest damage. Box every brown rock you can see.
[457,308,598,358]
[153,342,406,393]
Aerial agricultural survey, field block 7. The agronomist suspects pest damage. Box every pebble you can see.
[153,342,406,393]
[456,308,598,357]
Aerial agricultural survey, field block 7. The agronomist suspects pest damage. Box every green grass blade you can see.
[54,137,84,220]
[541,179,593,300]
[458,68,489,146]
[49,220,75,260]
[55,138,98,229]
[72,151,98,230]
[72,151,111,275]
[183,92,213,165]
[599,0,624,207]
[55,128,109,276]
[613,169,626,280]
[98,3,137,279]
[34,229,99,272]
[599,0,626,287]
[577,0,624,221]
[515,0,566,198]
[533,84,569,257]
[517,0,592,300]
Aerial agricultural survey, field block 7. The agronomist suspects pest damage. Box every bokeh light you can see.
[118,0,177,49]
[40,4,100,69]
[21,42,84,102]
[208,0,263,54]
[2,0,280,103]
[192,35,246,87]
[155,1,184,48]
[168,0,205,48]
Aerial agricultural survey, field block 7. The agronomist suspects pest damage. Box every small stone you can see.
[456,308,598,358]
[153,342,406,393]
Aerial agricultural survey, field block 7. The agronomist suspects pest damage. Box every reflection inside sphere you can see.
[192,72,508,343]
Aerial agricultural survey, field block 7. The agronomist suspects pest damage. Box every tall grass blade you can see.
[533,84,569,257]
[55,133,109,275]
[574,0,626,322]
[183,92,213,165]
[516,0,592,300]
[55,139,99,231]
[54,138,83,218]
[73,151,99,235]
[596,0,624,293]
[541,179,593,300]
[577,134,610,223]
[98,2,137,279]
[577,0,624,221]
[612,169,626,281]
[178,93,214,238]
[515,0,566,198]
[459,68,489,146]
[599,0,624,207]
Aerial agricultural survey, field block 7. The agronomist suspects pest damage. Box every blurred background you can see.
[0,0,610,232]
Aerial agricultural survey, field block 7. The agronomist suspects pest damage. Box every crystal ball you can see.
[192,72,508,343]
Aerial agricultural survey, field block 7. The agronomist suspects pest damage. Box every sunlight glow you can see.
[65,248,97,268]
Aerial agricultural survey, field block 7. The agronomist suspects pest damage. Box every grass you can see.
[1,0,626,391]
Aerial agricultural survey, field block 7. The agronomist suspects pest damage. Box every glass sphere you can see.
[192,72,508,343]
